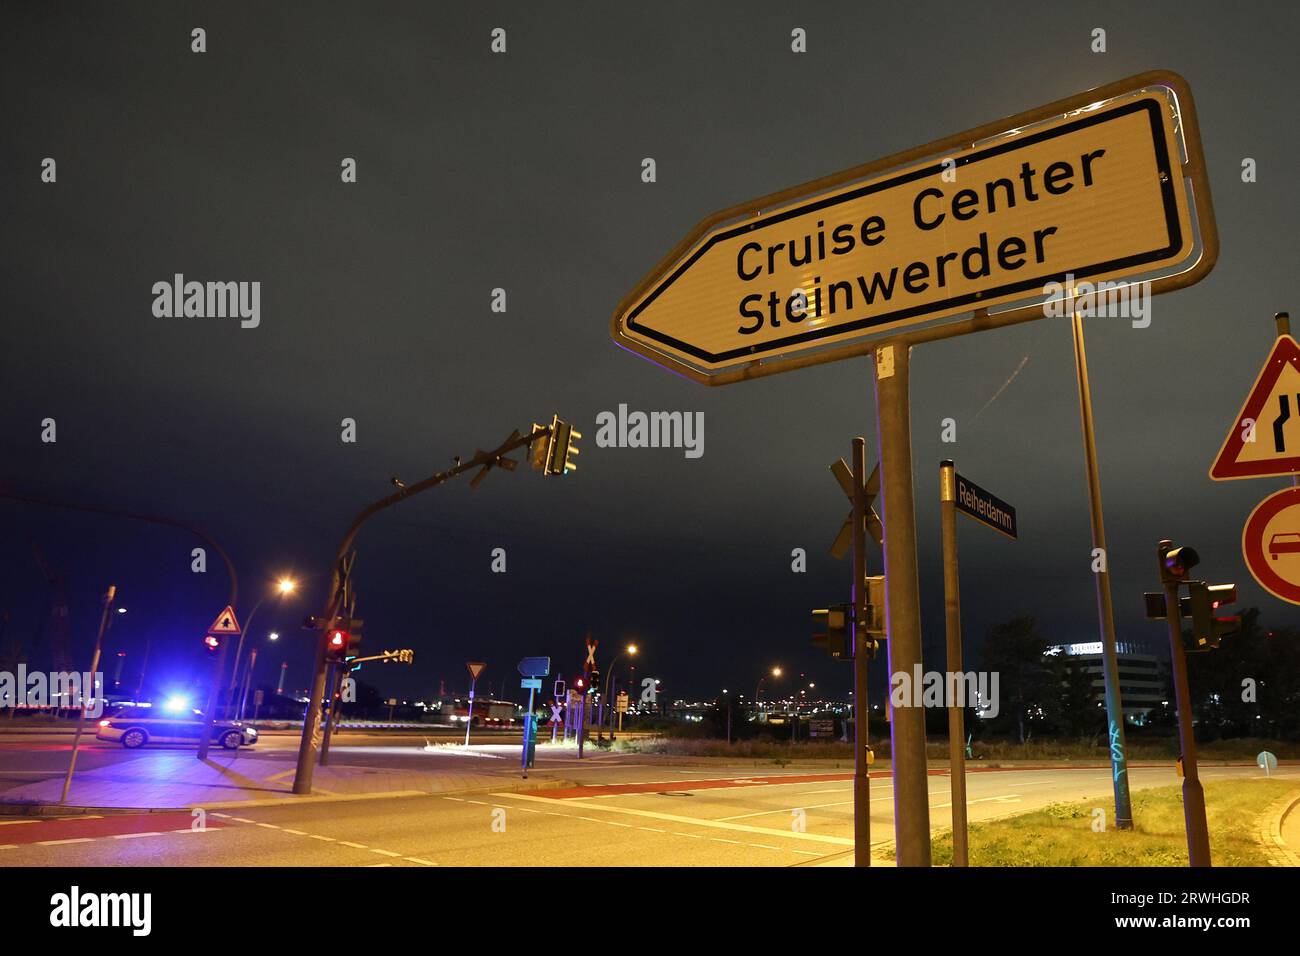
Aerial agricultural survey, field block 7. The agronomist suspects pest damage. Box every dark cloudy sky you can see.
[2,1,1298,705]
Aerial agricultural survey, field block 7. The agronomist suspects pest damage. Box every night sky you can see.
[3,1,1298,707]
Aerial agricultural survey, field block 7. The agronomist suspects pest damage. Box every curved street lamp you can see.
[227,577,297,717]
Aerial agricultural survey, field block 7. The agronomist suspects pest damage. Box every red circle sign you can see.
[1242,487,1300,604]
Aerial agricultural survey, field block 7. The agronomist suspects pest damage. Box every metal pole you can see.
[939,460,969,866]
[577,694,586,759]
[291,425,543,795]
[872,344,931,867]
[464,676,477,746]
[276,661,287,696]
[1159,544,1211,866]
[239,646,258,720]
[226,595,266,718]
[61,585,115,804]
[1070,311,1134,829]
[320,662,342,765]
[850,437,872,867]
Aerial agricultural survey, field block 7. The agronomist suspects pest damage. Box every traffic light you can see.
[811,604,851,660]
[325,629,350,661]
[1184,582,1240,653]
[588,669,601,694]
[864,575,886,636]
[203,634,221,655]
[546,416,580,476]
[573,674,586,693]
[1159,542,1200,583]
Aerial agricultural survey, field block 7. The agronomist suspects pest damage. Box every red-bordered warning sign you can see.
[1211,335,1300,480]
[1242,487,1300,605]
[207,605,241,635]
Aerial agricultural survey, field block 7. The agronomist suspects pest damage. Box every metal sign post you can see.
[465,661,486,747]
[873,346,931,867]
[849,438,873,867]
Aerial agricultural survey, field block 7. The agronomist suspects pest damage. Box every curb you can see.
[1261,789,1300,867]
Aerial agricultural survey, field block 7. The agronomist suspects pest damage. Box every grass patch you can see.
[932,778,1299,866]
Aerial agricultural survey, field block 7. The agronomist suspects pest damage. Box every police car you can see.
[96,701,258,750]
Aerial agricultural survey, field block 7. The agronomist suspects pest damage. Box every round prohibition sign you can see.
[1242,486,1300,604]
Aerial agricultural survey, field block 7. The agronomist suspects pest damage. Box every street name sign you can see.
[520,678,542,691]
[1242,487,1300,605]
[1210,335,1300,480]
[612,71,1215,384]
[954,472,1018,539]
[517,656,550,677]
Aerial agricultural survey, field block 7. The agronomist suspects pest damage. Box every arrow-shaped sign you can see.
[829,459,882,558]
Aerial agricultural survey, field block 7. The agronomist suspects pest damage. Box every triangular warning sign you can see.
[1211,335,1300,480]
[207,605,241,635]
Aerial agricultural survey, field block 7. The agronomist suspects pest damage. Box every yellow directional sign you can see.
[612,71,1215,384]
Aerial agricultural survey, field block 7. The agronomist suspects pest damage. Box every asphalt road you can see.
[1,737,1293,866]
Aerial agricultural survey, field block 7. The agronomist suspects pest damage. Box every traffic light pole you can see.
[872,344,931,867]
[292,426,548,795]
[1159,543,1211,866]
[1070,310,1134,829]
[938,461,969,866]
[850,437,872,867]
[319,662,343,766]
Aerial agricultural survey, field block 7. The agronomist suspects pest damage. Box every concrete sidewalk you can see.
[0,751,560,812]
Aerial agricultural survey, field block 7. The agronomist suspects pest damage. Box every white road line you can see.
[282,829,308,836]
[0,845,17,850]
[404,857,437,866]
[38,838,94,846]
[711,838,743,845]
[255,823,280,829]
[490,792,855,846]
[717,799,853,822]
[338,840,367,849]
[310,834,336,842]
[369,848,402,857]
[230,817,256,824]
[113,832,162,839]
[0,820,40,827]
[637,827,666,833]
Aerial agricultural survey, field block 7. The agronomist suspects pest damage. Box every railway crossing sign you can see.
[1242,487,1300,604]
[1210,335,1300,480]
[612,71,1215,385]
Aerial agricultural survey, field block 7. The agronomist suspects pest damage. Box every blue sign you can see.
[517,656,550,677]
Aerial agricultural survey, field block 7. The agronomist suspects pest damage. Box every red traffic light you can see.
[574,677,585,689]
[203,635,220,653]
[328,630,347,649]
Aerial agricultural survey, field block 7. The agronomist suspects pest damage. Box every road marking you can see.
[0,820,39,827]
[113,832,162,839]
[672,832,703,839]
[255,823,281,829]
[338,840,367,849]
[369,848,402,858]
[442,797,466,802]
[404,857,437,866]
[282,828,308,836]
[491,792,854,846]
[711,838,743,845]
[230,817,256,824]
[0,845,16,850]
[38,838,94,846]
[366,863,392,867]
[311,834,337,842]
[717,799,853,821]
[637,827,666,833]
[932,794,1022,809]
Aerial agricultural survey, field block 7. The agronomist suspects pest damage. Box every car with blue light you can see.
[95,699,258,750]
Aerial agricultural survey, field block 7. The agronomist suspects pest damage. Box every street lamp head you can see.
[627,644,638,655]
[269,632,279,641]
[771,666,782,678]
[277,577,297,595]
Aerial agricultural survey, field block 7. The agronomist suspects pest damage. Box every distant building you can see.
[1049,641,1170,725]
